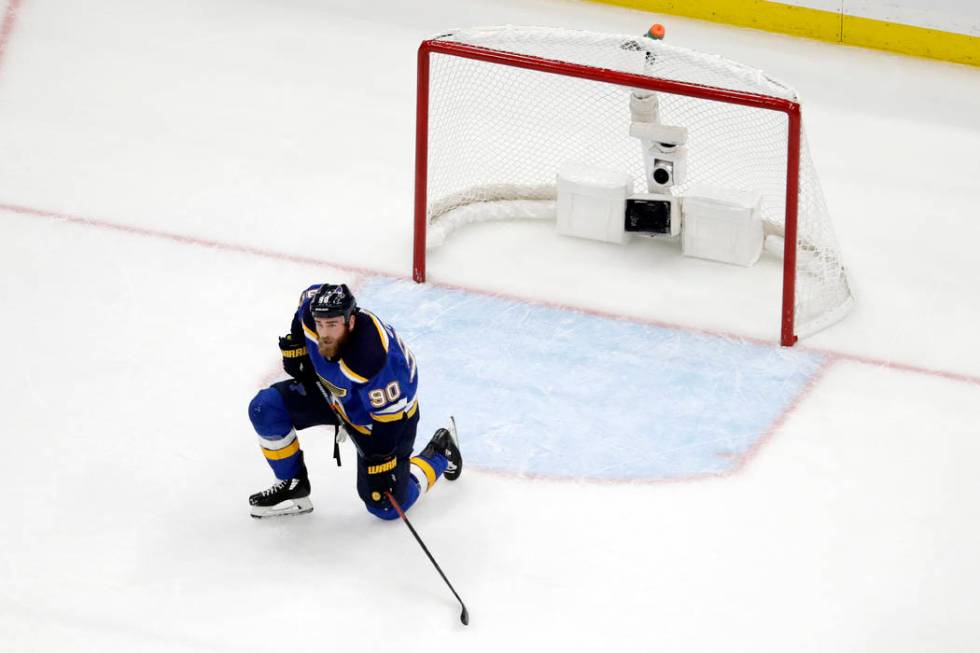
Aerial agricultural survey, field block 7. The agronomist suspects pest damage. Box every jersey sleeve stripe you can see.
[331,400,373,435]
[372,396,410,415]
[303,323,317,342]
[371,398,419,423]
[339,359,369,383]
[364,310,389,352]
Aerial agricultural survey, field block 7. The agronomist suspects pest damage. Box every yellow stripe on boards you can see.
[590,0,841,41]
[262,439,300,460]
[584,0,980,66]
[843,14,980,67]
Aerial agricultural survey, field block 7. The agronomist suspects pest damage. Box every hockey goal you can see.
[413,26,853,346]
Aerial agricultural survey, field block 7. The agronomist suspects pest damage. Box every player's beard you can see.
[317,330,346,360]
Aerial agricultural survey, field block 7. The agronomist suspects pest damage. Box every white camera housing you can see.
[555,162,633,245]
[681,186,764,267]
[629,122,689,193]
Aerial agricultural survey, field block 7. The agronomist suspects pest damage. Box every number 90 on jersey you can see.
[368,381,401,408]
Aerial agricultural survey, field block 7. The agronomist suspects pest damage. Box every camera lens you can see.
[653,161,673,185]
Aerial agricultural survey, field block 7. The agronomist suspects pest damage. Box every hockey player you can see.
[246,283,461,519]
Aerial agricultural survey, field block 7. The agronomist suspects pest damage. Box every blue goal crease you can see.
[357,277,825,482]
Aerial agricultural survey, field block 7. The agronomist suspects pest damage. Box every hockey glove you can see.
[279,333,315,382]
[365,455,398,505]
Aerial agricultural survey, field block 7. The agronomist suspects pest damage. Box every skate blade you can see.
[444,416,462,481]
[448,416,459,445]
[250,497,314,519]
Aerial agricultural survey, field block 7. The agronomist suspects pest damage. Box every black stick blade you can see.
[461,606,469,626]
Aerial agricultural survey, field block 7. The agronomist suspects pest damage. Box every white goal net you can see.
[415,26,853,344]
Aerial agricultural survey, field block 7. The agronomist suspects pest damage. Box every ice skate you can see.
[249,475,313,518]
[420,416,462,481]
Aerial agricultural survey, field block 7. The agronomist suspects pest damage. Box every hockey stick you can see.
[385,490,470,626]
[308,372,468,623]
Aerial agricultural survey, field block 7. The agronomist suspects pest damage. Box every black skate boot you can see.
[420,416,462,481]
[249,454,313,518]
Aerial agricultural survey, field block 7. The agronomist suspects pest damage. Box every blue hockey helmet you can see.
[310,283,357,325]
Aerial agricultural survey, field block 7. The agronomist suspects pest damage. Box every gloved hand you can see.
[366,455,398,505]
[279,333,315,382]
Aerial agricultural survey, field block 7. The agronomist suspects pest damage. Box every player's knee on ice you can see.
[359,449,451,520]
[362,471,421,520]
[359,453,416,520]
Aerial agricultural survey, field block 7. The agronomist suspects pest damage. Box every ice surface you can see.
[1,0,979,651]
[360,277,826,480]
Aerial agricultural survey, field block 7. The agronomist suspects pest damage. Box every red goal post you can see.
[412,27,852,346]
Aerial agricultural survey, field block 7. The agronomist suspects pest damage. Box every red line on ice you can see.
[819,351,980,386]
[735,356,838,474]
[5,200,980,393]
[0,202,383,278]
[0,0,24,75]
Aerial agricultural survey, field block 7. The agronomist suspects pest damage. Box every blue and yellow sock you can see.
[249,386,304,479]
[410,452,449,493]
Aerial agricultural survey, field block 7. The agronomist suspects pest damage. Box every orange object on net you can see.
[647,23,666,40]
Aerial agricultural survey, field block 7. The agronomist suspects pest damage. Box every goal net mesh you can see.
[422,26,853,339]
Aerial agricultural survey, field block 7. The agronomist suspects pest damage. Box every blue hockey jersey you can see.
[292,286,419,457]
